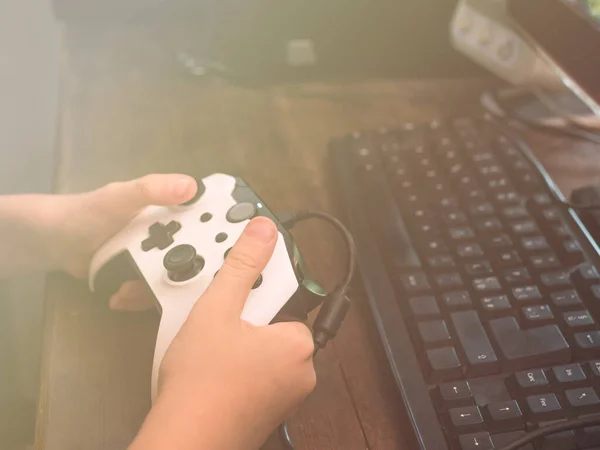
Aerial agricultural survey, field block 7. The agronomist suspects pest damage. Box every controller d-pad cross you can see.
[141,221,182,251]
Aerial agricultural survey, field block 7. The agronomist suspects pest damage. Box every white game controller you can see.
[88,173,325,401]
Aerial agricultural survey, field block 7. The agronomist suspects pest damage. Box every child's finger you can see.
[199,217,277,319]
[109,280,155,312]
[92,174,197,214]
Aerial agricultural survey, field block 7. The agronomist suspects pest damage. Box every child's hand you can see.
[130,217,317,450]
[45,174,197,309]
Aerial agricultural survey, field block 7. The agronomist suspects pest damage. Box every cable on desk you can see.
[481,88,600,144]
[274,210,356,450]
[497,414,600,450]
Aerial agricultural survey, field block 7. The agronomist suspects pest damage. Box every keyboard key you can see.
[575,262,599,283]
[495,190,521,204]
[577,416,600,449]
[457,243,484,259]
[449,406,485,432]
[449,227,475,240]
[496,250,522,267]
[469,202,495,217]
[565,387,600,409]
[427,347,462,380]
[400,273,431,293]
[424,239,448,253]
[540,271,571,289]
[521,236,550,252]
[481,295,511,314]
[436,381,474,409]
[510,220,538,235]
[502,205,529,220]
[514,369,549,390]
[562,239,584,264]
[491,431,533,450]
[426,254,456,270]
[552,223,572,239]
[489,317,570,371]
[526,393,562,418]
[465,261,493,276]
[475,218,503,233]
[451,310,499,375]
[486,234,513,250]
[542,207,561,222]
[443,210,468,226]
[435,273,464,289]
[473,277,502,292]
[512,285,542,302]
[531,254,561,269]
[418,320,452,345]
[550,290,581,308]
[503,268,531,285]
[485,400,524,432]
[563,310,595,328]
[409,296,440,317]
[533,193,552,206]
[522,305,553,324]
[442,291,472,308]
[552,364,586,384]
[457,432,493,450]
[590,360,600,377]
[537,421,577,450]
[575,331,600,353]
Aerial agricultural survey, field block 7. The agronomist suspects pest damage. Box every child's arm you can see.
[129,218,316,450]
[0,174,197,309]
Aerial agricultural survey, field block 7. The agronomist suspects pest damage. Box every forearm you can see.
[0,194,61,277]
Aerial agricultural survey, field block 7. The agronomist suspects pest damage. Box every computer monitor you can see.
[507,0,600,115]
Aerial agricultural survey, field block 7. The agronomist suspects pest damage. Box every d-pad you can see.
[141,221,182,252]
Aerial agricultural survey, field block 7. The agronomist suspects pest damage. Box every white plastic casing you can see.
[88,173,300,401]
[450,0,561,89]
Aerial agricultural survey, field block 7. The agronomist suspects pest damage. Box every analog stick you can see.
[163,244,204,282]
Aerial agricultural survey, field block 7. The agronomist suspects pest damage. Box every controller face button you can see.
[215,232,228,243]
[163,244,205,282]
[200,212,213,223]
[141,221,182,251]
[180,179,206,206]
[252,274,263,290]
[226,202,257,223]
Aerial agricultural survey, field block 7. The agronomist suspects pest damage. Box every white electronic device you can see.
[450,0,561,89]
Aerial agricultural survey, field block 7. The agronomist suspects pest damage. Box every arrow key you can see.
[434,381,474,410]
[457,432,494,450]
[484,400,524,432]
[565,387,600,411]
[449,406,485,433]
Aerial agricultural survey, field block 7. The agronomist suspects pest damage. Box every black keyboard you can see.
[330,115,600,450]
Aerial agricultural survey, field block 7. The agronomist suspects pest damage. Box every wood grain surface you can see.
[34,28,600,450]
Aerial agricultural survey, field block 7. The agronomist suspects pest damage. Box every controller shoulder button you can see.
[226,202,257,223]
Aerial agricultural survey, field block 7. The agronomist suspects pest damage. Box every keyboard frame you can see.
[329,117,600,450]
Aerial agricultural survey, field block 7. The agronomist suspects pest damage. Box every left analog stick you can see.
[164,244,204,282]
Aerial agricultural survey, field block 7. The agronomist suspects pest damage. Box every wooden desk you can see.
[34,31,600,450]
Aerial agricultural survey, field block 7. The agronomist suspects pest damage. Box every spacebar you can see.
[451,310,499,376]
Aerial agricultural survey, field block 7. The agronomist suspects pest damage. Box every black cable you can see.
[274,210,356,450]
[483,89,600,144]
[498,414,600,450]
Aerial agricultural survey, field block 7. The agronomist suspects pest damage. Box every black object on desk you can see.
[331,115,600,449]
